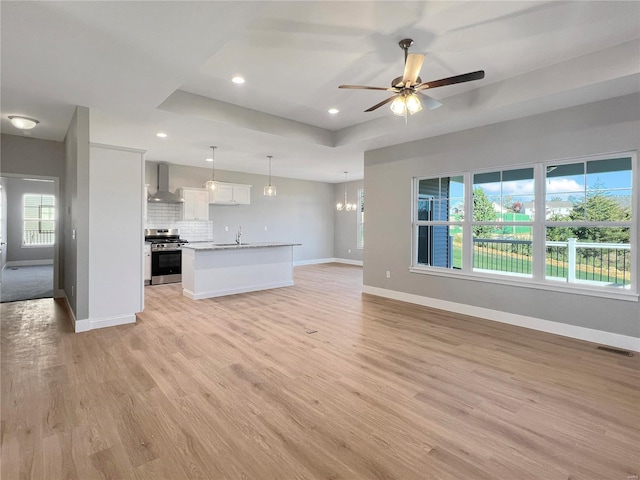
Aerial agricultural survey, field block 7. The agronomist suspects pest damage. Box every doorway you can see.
[0,175,58,303]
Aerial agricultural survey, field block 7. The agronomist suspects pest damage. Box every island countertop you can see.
[182,242,301,251]
[182,242,300,299]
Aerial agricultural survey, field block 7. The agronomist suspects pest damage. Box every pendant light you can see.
[336,171,356,211]
[204,146,217,191]
[263,155,277,196]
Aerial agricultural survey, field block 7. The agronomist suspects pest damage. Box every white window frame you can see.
[22,193,55,247]
[410,151,637,301]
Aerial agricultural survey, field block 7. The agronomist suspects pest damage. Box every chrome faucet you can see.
[235,226,242,245]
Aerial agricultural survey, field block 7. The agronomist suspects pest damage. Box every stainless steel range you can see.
[144,228,189,285]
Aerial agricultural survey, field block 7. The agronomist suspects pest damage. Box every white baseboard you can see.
[362,285,640,353]
[183,280,294,300]
[57,290,136,332]
[294,258,363,266]
[75,313,136,333]
[5,259,53,267]
[294,258,335,266]
[334,258,363,266]
[58,291,77,325]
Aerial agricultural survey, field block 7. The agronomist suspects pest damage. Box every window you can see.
[545,157,632,288]
[411,152,635,296]
[23,194,55,246]
[357,188,364,249]
[472,168,534,277]
[414,176,464,269]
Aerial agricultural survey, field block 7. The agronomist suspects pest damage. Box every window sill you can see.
[22,244,55,248]
[408,266,638,302]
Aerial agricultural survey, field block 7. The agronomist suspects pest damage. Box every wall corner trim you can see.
[362,285,640,352]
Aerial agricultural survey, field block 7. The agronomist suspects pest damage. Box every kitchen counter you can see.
[182,242,300,251]
[181,242,300,300]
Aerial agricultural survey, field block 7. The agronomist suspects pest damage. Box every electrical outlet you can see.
[386,271,391,278]
[264,226,268,231]
[71,285,75,296]
[225,226,229,232]
[72,229,76,240]
[348,249,351,253]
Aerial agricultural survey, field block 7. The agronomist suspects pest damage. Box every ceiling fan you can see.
[339,39,485,116]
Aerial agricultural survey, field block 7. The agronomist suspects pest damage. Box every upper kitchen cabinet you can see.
[180,187,209,220]
[209,182,251,205]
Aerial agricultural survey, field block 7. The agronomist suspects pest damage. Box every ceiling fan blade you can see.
[339,85,396,91]
[364,95,398,112]
[402,53,425,87]
[418,93,443,111]
[416,70,485,90]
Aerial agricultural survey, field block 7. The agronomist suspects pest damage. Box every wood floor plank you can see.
[2,265,639,479]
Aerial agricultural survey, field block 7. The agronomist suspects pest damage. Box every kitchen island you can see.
[181,242,301,300]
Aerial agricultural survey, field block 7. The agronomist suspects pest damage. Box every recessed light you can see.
[205,157,213,162]
[328,108,339,114]
[232,76,245,84]
[156,132,167,138]
[9,115,39,129]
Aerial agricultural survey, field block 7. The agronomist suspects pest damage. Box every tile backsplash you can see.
[146,203,213,241]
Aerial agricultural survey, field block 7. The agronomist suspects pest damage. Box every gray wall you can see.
[333,179,364,263]
[63,106,91,320]
[1,134,65,286]
[4,177,55,263]
[364,93,640,338]
[1,134,65,178]
[146,162,335,262]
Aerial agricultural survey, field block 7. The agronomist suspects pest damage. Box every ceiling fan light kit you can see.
[338,38,484,117]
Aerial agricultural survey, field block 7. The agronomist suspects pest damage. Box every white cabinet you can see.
[208,182,251,205]
[144,243,151,285]
[180,187,209,220]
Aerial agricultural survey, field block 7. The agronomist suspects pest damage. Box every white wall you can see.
[363,93,640,343]
[85,144,144,331]
[145,162,335,262]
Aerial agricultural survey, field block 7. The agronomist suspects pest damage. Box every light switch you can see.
[72,229,76,240]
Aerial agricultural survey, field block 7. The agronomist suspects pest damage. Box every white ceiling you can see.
[2,1,639,183]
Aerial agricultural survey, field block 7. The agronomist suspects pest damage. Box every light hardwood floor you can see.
[2,264,639,479]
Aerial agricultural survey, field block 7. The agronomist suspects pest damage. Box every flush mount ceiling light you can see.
[9,115,39,130]
[263,155,277,196]
[204,146,217,191]
[338,38,484,117]
[336,171,356,212]
[231,76,245,84]
[156,132,168,138]
[328,108,339,114]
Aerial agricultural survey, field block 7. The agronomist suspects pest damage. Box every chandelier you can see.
[204,145,217,191]
[336,171,356,211]
[263,155,277,196]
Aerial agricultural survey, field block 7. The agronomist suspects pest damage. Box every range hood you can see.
[147,163,184,203]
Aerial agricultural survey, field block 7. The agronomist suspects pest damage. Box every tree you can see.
[569,191,630,243]
[473,188,497,238]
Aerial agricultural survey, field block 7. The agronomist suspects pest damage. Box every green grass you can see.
[450,246,629,285]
